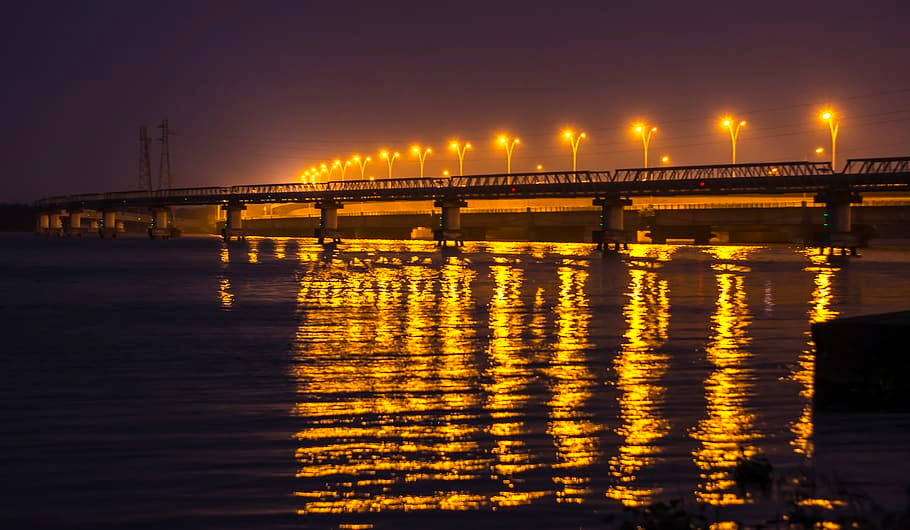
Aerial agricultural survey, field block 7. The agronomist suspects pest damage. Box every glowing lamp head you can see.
[661,155,670,163]
[536,164,543,170]
[564,130,573,139]
[498,136,507,144]
[380,150,389,159]
[739,120,747,126]
[580,132,586,138]
[635,125,643,132]
[450,142,457,149]
[411,146,419,154]
[353,155,360,162]
[815,147,825,154]
[722,119,732,127]
[320,163,327,170]
[442,170,449,176]
[365,156,371,162]
[514,138,519,144]
[821,111,832,121]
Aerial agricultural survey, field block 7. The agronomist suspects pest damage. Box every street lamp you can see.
[660,155,671,165]
[352,155,371,179]
[563,130,587,171]
[820,110,840,170]
[721,117,747,164]
[497,135,520,174]
[633,123,657,167]
[338,159,352,180]
[449,141,471,176]
[536,164,543,171]
[380,150,400,179]
[411,145,432,177]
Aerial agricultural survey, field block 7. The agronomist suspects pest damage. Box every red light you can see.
[699,181,705,187]
[511,187,516,192]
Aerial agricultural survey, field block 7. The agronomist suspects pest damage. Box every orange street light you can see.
[449,141,472,176]
[660,155,671,165]
[380,150,400,179]
[721,117,747,164]
[497,135,520,174]
[536,164,543,171]
[411,145,432,177]
[820,110,840,169]
[633,123,657,167]
[563,129,587,171]
[352,155,371,179]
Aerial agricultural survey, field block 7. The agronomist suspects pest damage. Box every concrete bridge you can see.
[34,157,910,253]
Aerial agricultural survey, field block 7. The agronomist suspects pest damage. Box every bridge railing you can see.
[612,161,833,182]
[450,170,610,187]
[326,177,449,191]
[231,183,325,195]
[841,156,910,175]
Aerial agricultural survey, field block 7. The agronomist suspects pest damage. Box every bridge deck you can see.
[35,157,910,211]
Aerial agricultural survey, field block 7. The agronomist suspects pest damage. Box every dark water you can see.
[2,234,909,529]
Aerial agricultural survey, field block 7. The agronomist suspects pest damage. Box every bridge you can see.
[34,156,910,252]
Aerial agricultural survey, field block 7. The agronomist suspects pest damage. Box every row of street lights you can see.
[299,110,842,182]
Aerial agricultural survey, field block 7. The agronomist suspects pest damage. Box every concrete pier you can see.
[434,198,467,246]
[593,196,631,251]
[49,211,64,237]
[222,203,246,242]
[67,210,84,237]
[148,207,171,239]
[36,212,50,236]
[99,210,118,238]
[815,190,862,256]
[314,200,343,245]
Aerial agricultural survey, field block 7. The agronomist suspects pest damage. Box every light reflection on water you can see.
[691,246,760,506]
[209,238,905,523]
[606,246,674,507]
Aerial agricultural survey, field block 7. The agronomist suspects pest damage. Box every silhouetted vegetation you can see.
[0,203,36,231]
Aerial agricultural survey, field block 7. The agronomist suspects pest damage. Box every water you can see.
[2,234,909,528]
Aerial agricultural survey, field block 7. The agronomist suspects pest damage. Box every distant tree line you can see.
[0,203,37,232]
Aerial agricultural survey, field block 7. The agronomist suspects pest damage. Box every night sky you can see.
[3,1,909,201]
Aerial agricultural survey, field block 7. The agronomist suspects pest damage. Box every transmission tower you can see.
[157,119,175,189]
[138,126,153,191]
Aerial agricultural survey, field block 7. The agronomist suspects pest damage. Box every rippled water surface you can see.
[2,234,909,528]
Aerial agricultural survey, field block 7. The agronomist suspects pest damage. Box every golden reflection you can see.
[273,238,287,259]
[547,263,599,504]
[292,257,489,514]
[247,238,259,263]
[791,255,840,457]
[220,246,230,264]
[691,246,760,506]
[217,277,233,309]
[485,263,546,507]
[607,246,674,507]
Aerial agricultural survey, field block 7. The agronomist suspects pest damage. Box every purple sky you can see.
[3,1,909,201]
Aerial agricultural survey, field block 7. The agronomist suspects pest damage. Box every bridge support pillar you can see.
[434,198,466,247]
[49,211,65,237]
[67,210,84,237]
[314,200,343,245]
[89,219,99,231]
[593,196,631,251]
[148,207,172,239]
[99,210,118,238]
[815,190,862,256]
[222,203,246,242]
[36,212,50,236]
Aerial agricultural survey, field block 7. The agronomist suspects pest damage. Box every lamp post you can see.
[449,141,471,176]
[411,146,432,177]
[497,135,520,174]
[820,110,840,170]
[563,130,587,171]
[380,150,400,179]
[721,117,746,164]
[352,155,371,179]
[633,123,657,168]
